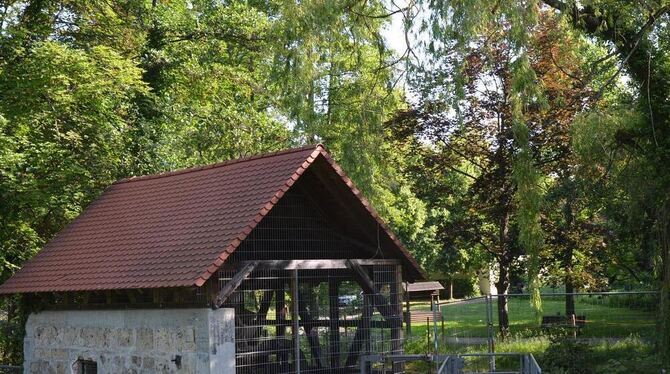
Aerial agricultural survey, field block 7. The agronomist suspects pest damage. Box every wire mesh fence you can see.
[217,264,404,373]
[401,291,660,372]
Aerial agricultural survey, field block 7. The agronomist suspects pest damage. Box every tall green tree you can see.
[397,11,596,334]
[0,0,432,361]
[538,1,670,362]
[414,0,670,358]
[265,0,438,254]
[0,41,149,361]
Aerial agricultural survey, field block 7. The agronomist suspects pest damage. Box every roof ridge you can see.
[115,144,323,185]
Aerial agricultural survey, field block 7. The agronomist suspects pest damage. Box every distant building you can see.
[403,281,445,300]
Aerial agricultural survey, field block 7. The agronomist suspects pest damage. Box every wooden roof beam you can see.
[213,261,258,308]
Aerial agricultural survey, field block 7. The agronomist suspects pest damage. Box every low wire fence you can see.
[438,291,658,348]
[401,291,662,372]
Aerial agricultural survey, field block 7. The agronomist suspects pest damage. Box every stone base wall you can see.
[23,308,235,374]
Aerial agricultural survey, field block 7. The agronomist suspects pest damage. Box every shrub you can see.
[541,336,595,374]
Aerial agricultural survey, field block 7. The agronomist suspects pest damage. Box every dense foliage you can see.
[397,0,670,363]
[1,0,669,368]
[0,0,437,362]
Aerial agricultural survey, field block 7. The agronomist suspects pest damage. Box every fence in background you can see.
[439,291,659,351]
[399,291,659,372]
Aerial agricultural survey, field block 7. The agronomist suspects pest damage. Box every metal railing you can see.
[521,354,541,374]
[360,352,541,373]
[456,353,541,374]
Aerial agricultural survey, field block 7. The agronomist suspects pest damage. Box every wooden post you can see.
[405,281,411,336]
[363,293,372,356]
[297,287,324,368]
[276,283,286,337]
[276,282,288,371]
[328,277,341,369]
[291,269,300,373]
[390,265,404,373]
[344,286,373,367]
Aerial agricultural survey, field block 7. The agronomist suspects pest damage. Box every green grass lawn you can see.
[404,295,662,373]
[409,295,657,340]
[404,334,662,373]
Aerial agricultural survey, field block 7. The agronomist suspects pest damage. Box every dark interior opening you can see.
[77,359,97,374]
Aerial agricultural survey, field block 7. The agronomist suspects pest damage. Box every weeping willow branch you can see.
[510,55,544,321]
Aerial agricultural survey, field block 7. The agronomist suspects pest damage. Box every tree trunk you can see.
[563,194,576,317]
[565,276,575,316]
[496,209,511,337]
[659,200,670,366]
[496,257,510,338]
[142,0,166,94]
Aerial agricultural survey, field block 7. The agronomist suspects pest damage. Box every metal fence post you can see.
[359,356,366,374]
[432,296,439,353]
[427,317,430,347]
[441,306,445,347]
[485,295,496,372]
[432,296,440,372]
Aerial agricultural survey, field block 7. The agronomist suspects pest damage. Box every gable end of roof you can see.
[192,145,426,286]
[193,145,324,286]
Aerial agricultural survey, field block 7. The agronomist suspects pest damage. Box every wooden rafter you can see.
[345,294,372,367]
[345,259,395,320]
[240,258,399,270]
[213,261,258,308]
[297,287,325,368]
[345,260,404,368]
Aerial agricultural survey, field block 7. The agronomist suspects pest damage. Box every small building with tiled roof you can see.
[403,281,445,294]
[1,144,424,374]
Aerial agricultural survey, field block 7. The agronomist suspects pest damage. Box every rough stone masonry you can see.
[23,308,235,374]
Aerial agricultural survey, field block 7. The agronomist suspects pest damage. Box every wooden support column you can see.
[405,281,411,336]
[276,283,289,372]
[363,293,372,360]
[344,274,374,368]
[298,286,324,368]
[291,269,301,373]
[328,276,340,369]
[276,282,286,337]
[390,265,404,373]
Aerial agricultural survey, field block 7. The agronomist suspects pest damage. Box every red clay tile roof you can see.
[0,145,424,294]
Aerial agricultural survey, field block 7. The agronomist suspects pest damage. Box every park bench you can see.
[541,314,586,335]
